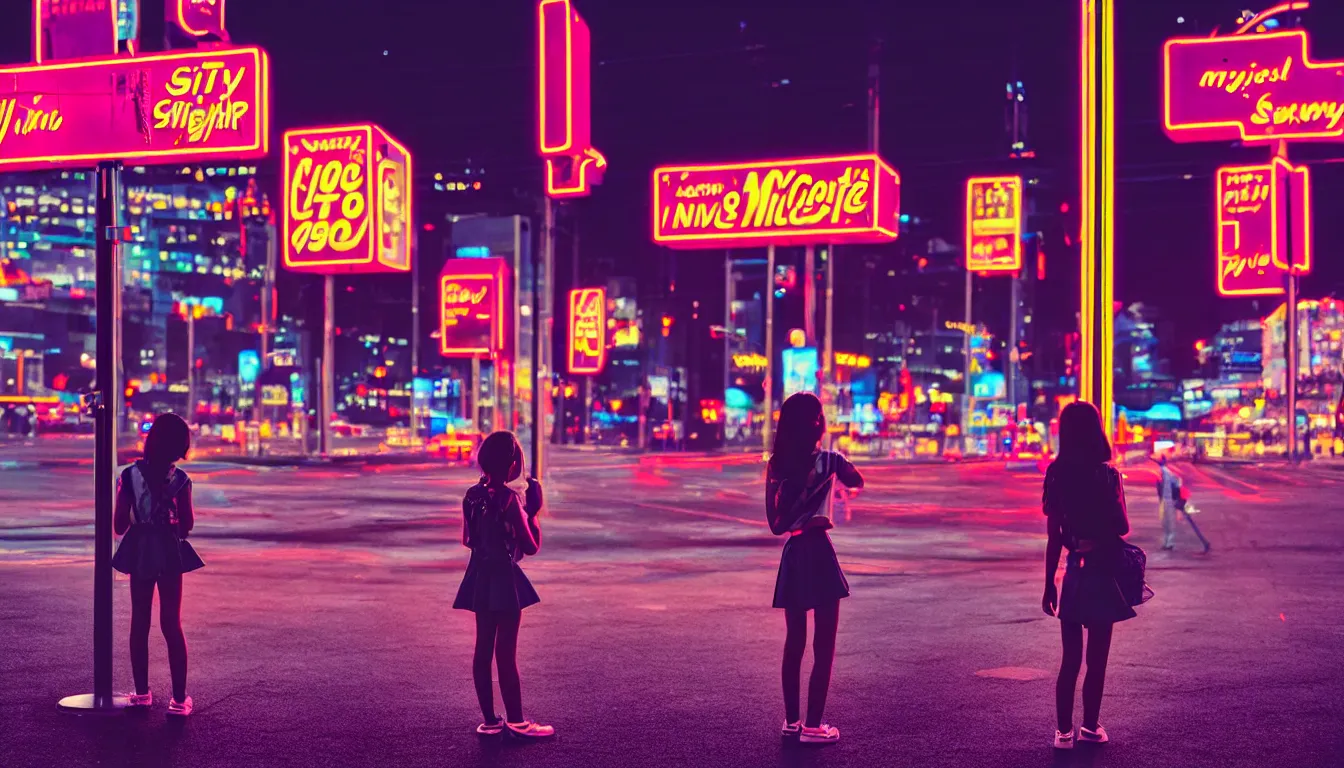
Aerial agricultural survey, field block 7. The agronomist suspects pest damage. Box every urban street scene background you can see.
[2,1,1344,766]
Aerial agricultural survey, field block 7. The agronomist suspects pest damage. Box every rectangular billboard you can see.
[440,257,508,358]
[965,175,1023,273]
[567,287,606,375]
[652,154,900,249]
[0,46,270,171]
[282,123,413,274]
[1215,157,1311,297]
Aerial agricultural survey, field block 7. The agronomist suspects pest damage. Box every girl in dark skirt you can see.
[1042,401,1135,749]
[453,431,553,738]
[766,393,864,745]
[112,413,203,716]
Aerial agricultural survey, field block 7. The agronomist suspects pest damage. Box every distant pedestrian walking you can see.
[1155,455,1210,553]
[1042,401,1148,749]
[111,413,203,716]
[766,393,864,745]
[453,431,554,739]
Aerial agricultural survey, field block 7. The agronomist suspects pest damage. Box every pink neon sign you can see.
[1215,157,1311,297]
[965,175,1023,273]
[0,46,271,171]
[170,0,227,39]
[440,257,509,359]
[536,0,603,198]
[652,154,900,249]
[33,0,118,63]
[1164,30,1344,144]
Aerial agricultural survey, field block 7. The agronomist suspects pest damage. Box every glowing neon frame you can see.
[567,287,607,375]
[281,123,413,274]
[32,0,119,64]
[1163,30,1344,144]
[537,0,587,156]
[439,262,507,358]
[0,46,271,170]
[652,153,901,249]
[1214,156,1311,297]
[964,175,1023,273]
[1078,0,1115,437]
[175,0,226,38]
[545,148,606,198]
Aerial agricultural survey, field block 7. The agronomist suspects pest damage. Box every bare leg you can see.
[473,613,500,723]
[494,611,524,723]
[129,575,156,696]
[1057,621,1084,733]
[157,572,188,702]
[805,600,840,728]
[1082,622,1114,730]
[782,609,808,724]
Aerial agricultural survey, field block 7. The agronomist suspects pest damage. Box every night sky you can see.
[3,1,1343,375]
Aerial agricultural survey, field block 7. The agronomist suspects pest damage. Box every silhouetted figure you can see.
[112,412,203,716]
[1042,401,1135,749]
[766,393,864,745]
[453,431,554,738]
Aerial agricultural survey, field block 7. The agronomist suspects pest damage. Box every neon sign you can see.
[1164,30,1344,144]
[33,0,118,63]
[965,175,1023,273]
[567,287,606,375]
[440,257,507,358]
[652,154,900,249]
[1215,157,1311,297]
[0,47,270,171]
[282,124,413,274]
[171,0,226,39]
[537,0,603,198]
[833,352,871,369]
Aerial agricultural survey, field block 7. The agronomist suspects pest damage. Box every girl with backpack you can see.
[453,431,554,738]
[1041,401,1139,749]
[112,412,204,716]
[766,392,864,745]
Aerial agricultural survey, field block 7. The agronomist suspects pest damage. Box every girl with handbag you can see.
[766,393,864,745]
[1041,401,1139,749]
[112,413,203,716]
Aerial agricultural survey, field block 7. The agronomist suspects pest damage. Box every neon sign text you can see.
[965,175,1023,273]
[567,287,606,375]
[0,47,270,171]
[1214,157,1311,297]
[653,154,900,248]
[1164,31,1344,143]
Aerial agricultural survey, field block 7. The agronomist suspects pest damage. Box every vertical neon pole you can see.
[1079,0,1115,438]
[1098,0,1116,439]
[1078,0,1096,407]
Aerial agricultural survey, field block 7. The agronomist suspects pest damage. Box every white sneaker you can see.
[166,696,193,717]
[506,719,555,738]
[1079,724,1108,743]
[781,719,801,736]
[799,724,839,744]
[476,719,505,735]
[126,691,152,708]
[1054,729,1075,749]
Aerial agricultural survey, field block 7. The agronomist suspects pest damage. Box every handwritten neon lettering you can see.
[1198,57,1291,92]
[670,166,871,234]
[150,61,250,144]
[288,153,369,255]
[443,282,488,307]
[0,96,65,150]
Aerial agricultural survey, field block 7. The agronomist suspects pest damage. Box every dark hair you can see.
[769,392,825,477]
[143,413,191,471]
[477,431,524,483]
[1056,401,1112,464]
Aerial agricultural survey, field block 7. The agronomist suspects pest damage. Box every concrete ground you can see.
[2,445,1342,767]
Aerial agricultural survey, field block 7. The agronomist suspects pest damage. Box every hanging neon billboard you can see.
[281,123,413,274]
[1215,157,1311,297]
[440,257,508,358]
[537,0,604,198]
[965,175,1023,273]
[567,287,606,375]
[171,0,227,39]
[0,46,271,171]
[1163,30,1344,144]
[652,154,900,248]
[32,0,119,63]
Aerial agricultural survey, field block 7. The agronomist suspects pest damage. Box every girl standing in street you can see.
[112,412,204,716]
[766,392,864,745]
[1041,401,1135,749]
[453,431,554,738]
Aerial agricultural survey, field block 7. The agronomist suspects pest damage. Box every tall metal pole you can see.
[532,196,552,479]
[1007,270,1020,409]
[257,221,276,426]
[185,312,195,426]
[763,244,776,453]
[410,226,421,444]
[823,246,834,401]
[321,274,334,457]
[59,161,127,713]
[804,244,816,348]
[962,270,973,455]
[723,253,733,449]
[1278,139,1298,465]
[470,357,481,430]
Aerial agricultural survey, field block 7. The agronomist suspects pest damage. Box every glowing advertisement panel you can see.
[282,124,413,275]
[1164,31,1344,144]
[0,47,270,171]
[171,0,226,39]
[537,0,591,157]
[965,175,1023,273]
[33,0,118,63]
[782,347,819,399]
[1215,157,1311,297]
[440,257,508,358]
[567,287,606,375]
[653,154,900,249]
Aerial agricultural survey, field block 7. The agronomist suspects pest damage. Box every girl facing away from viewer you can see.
[1041,401,1135,749]
[112,412,204,716]
[453,431,554,738]
[766,392,864,745]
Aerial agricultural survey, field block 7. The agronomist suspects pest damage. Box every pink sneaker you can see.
[167,696,193,717]
[506,719,555,738]
[126,691,152,708]
[799,724,839,744]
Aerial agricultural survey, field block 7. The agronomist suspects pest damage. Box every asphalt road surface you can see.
[2,446,1342,767]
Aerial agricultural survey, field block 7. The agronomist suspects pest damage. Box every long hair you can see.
[769,392,825,477]
[1056,401,1112,465]
[477,431,524,484]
